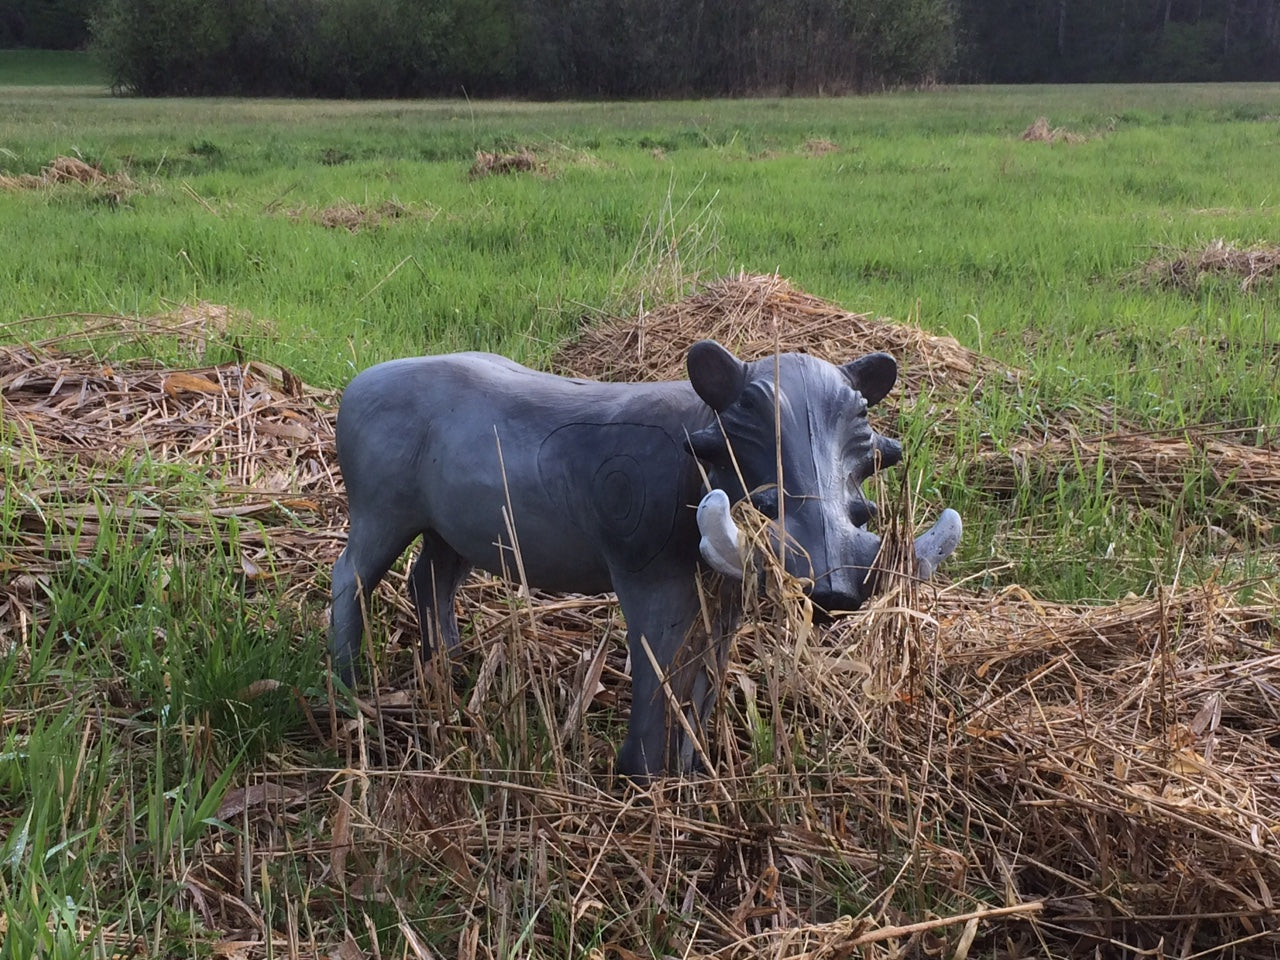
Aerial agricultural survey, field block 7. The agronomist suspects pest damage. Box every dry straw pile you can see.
[555,269,1279,535]
[468,147,543,178]
[313,199,411,231]
[974,430,1280,542]
[1020,117,1087,145]
[0,155,134,198]
[1137,238,1280,293]
[282,198,432,232]
[552,272,1003,411]
[802,138,841,157]
[4,277,1280,958]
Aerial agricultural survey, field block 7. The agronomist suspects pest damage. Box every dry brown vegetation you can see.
[1020,117,1087,145]
[468,147,544,178]
[0,155,135,199]
[556,271,1280,549]
[4,276,1280,958]
[1136,238,1280,293]
[0,319,340,631]
[552,272,1004,417]
[802,138,841,157]
[975,431,1280,542]
[289,198,429,232]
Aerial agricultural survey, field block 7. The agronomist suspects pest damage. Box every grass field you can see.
[0,50,106,87]
[2,80,1279,958]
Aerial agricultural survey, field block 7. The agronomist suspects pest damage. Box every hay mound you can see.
[156,300,268,349]
[301,555,1280,957]
[1021,116,1086,144]
[295,198,425,232]
[802,137,840,157]
[468,147,542,178]
[856,582,1280,951]
[552,272,1003,405]
[1137,238,1280,293]
[0,155,133,192]
[47,156,113,184]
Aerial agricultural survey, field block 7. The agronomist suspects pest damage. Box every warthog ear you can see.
[841,352,897,407]
[687,340,748,412]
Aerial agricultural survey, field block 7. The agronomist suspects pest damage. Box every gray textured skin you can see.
[329,340,951,777]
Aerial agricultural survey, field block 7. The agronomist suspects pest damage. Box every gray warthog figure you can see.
[330,340,961,777]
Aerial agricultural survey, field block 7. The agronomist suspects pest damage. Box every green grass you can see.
[4,82,1276,595]
[0,50,106,87]
[1,84,1276,380]
[2,83,1279,957]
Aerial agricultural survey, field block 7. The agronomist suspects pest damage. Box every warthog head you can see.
[684,340,961,611]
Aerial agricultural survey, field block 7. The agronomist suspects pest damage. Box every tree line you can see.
[2,0,1277,95]
[954,0,1280,82]
[85,0,956,97]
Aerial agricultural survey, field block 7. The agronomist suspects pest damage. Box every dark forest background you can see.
[2,0,1278,96]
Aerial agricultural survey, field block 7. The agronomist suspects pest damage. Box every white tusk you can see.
[697,489,745,579]
[914,508,962,580]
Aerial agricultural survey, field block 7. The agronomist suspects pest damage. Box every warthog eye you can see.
[737,380,775,416]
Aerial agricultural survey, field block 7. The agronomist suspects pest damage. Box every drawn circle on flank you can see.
[593,456,643,537]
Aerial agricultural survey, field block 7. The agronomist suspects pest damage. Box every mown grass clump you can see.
[1135,237,1280,293]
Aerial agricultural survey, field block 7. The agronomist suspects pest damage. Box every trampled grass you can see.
[2,82,1279,957]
